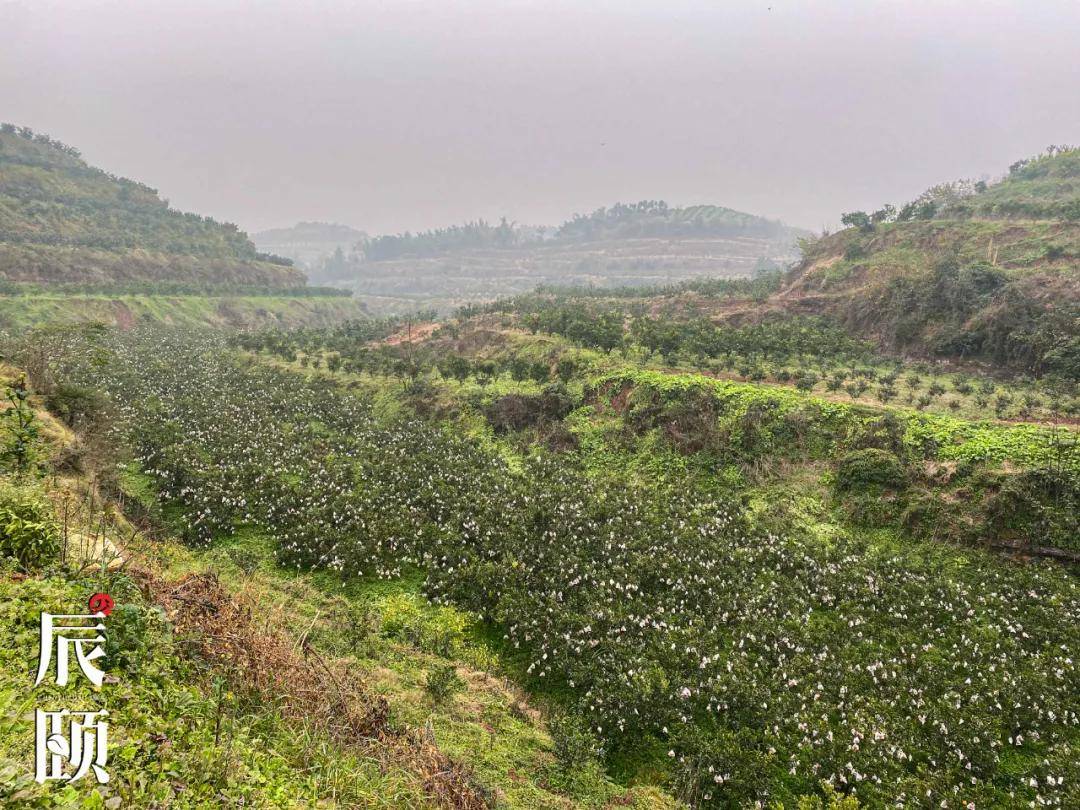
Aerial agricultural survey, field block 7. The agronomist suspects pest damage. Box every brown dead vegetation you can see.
[143,570,493,809]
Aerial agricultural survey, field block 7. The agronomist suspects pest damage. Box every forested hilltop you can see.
[0,125,303,287]
[304,201,809,312]
[356,201,802,261]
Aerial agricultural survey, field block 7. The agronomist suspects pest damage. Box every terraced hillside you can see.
[1,128,1077,809]
[251,221,367,270]
[210,296,1079,806]
[340,234,799,313]
[314,202,809,313]
[3,248,1077,807]
[0,292,368,332]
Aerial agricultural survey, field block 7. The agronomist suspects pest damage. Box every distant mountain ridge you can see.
[287,200,808,312]
[251,221,368,270]
[553,200,805,243]
[0,124,304,287]
[352,200,808,262]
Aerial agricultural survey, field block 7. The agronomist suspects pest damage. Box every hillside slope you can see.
[0,125,303,287]
[339,235,798,314]
[780,147,1080,377]
[208,311,1080,807]
[0,361,669,808]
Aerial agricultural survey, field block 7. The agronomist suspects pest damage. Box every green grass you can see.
[591,366,1080,471]
[811,220,1078,283]
[0,294,367,332]
[0,562,432,809]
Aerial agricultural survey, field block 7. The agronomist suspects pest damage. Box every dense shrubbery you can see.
[795,233,1080,380]
[532,270,784,302]
[984,465,1080,552]
[0,482,59,568]
[590,368,1080,554]
[54,328,1080,808]
[522,303,627,352]
[44,383,106,428]
[630,314,873,364]
[465,295,875,367]
[235,318,573,389]
[231,317,426,374]
[834,449,907,492]
[861,256,1079,378]
[252,283,1079,420]
[484,385,577,434]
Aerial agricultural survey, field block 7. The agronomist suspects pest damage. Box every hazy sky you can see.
[2,1,1079,235]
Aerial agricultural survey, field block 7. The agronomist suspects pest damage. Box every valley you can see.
[0,127,1077,809]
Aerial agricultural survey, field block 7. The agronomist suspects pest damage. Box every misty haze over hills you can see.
[251,222,368,270]
[253,202,809,312]
[2,119,808,314]
[4,2,1078,236]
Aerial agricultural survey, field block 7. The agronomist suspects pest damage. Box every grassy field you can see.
[0,293,368,332]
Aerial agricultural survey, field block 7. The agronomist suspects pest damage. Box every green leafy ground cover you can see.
[591,368,1079,472]
[1,566,441,809]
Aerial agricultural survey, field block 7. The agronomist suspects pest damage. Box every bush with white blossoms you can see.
[59,329,1080,808]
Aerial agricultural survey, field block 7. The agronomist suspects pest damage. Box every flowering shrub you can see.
[59,329,1080,807]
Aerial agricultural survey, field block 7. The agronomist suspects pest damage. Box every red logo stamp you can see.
[87,593,115,616]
